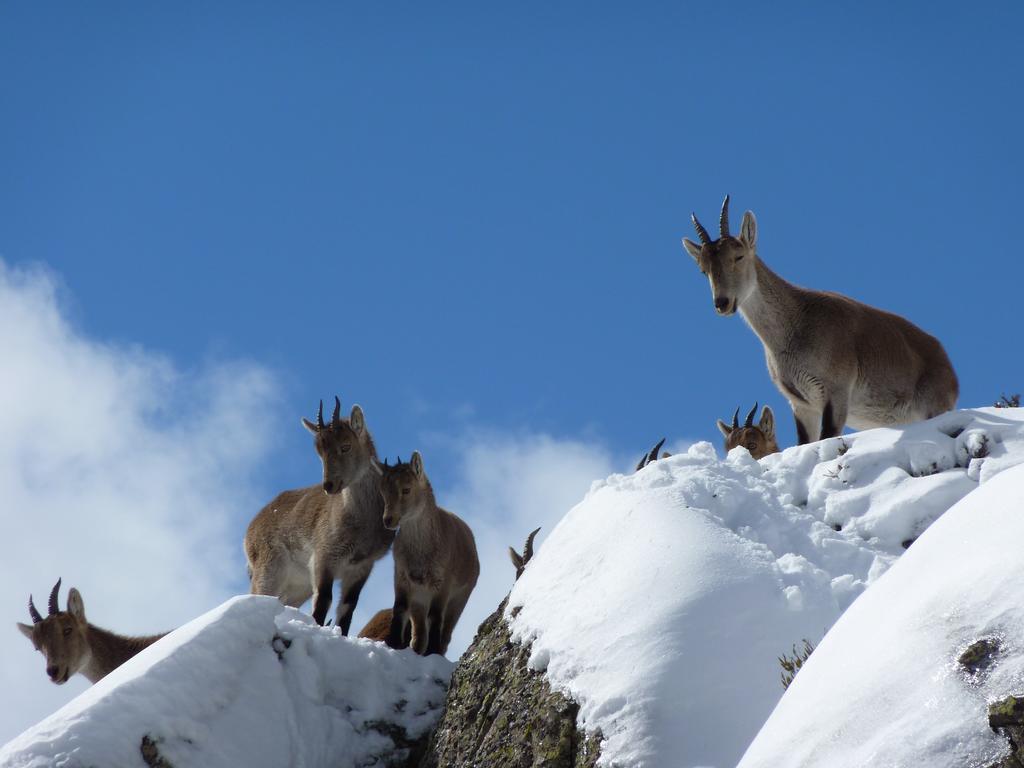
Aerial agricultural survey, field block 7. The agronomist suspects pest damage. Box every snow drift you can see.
[507,407,1024,767]
[0,596,451,768]
[739,460,1024,768]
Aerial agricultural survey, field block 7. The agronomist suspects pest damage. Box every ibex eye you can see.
[341,444,351,453]
[62,628,72,637]
[401,488,410,496]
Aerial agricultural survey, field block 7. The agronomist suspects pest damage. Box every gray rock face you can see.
[419,601,602,768]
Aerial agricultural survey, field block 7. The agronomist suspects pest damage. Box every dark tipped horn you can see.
[396,455,402,465]
[317,400,325,430]
[691,213,712,246]
[744,402,758,428]
[719,195,731,237]
[383,457,389,467]
[332,396,341,426]
[731,407,740,430]
[28,595,43,624]
[648,437,666,465]
[523,527,541,565]
[48,578,62,616]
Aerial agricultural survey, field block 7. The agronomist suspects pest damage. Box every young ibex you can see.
[376,452,479,656]
[245,397,394,632]
[359,526,538,647]
[16,579,167,685]
[357,608,395,643]
[508,526,541,580]
[717,402,779,460]
[683,197,958,443]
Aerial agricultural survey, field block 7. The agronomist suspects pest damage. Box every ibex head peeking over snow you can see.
[717,403,778,459]
[683,196,958,443]
[16,579,165,684]
[302,396,371,495]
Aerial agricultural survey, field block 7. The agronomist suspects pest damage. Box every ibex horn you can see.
[523,527,541,565]
[744,402,758,429]
[27,595,43,624]
[332,396,341,427]
[691,213,712,246]
[383,457,390,467]
[719,194,731,238]
[731,407,740,430]
[396,455,402,465]
[316,400,325,431]
[648,437,666,465]
[48,578,62,616]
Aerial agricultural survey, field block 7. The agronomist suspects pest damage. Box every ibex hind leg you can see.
[439,589,472,656]
[408,602,430,655]
[425,596,446,656]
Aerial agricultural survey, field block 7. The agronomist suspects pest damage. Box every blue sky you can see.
[1,3,1022,688]
[3,2,1022,478]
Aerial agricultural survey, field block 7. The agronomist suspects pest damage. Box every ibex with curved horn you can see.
[717,402,778,459]
[244,396,394,631]
[16,579,167,685]
[683,197,958,443]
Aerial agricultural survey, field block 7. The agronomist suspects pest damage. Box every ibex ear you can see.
[66,588,86,622]
[301,417,318,435]
[410,451,424,478]
[716,419,732,437]
[16,622,34,640]
[739,210,757,248]
[508,547,524,571]
[759,405,775,438]
[682,237,703,262]
[350,405,365,436]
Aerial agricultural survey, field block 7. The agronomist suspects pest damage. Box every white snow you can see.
[0,595,451,768]
[507,407,1024,768]
[738,459,1024,768]
[6,407,1024,768]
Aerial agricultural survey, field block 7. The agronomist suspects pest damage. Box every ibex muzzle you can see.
[684,196,958,443]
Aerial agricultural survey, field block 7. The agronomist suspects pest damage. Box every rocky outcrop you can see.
[988,695,1024,768]
[419,601,601,768]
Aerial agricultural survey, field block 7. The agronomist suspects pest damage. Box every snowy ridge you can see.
[507,407,1024,768]
[0,596,451,768]
[738,461,1024,767]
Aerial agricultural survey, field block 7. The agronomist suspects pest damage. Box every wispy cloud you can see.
[0,261,279,742]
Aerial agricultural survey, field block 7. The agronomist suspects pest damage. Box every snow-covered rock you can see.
[0,595,452,768]
[507,408,1024,767]
[738,460,1024,768]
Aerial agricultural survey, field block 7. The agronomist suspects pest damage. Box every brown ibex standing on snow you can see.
[683,197,958,443]
[377,452,479,656]
[16,579,167,685]
[245,397,394,632]
[717,403,779,459]
[358,526,538,646]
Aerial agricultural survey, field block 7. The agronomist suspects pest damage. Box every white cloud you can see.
[0,262,279,742]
